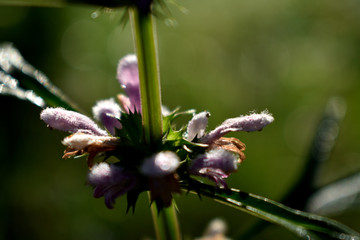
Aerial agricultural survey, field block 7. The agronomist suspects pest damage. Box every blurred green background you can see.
[1,0,360,239]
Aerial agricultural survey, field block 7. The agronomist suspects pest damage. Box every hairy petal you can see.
[88,162,137,209]
[117,94,133,113]
[191,149,238,174]
[189,149,239,188]
[187,111,210,141]
[141,151,180,177]
[62,132,119,150]
[201,111,274,144]
[62,132,119,167]
[40,107,107,136]
[198,168,229,188]
[92,98,122,135]
[117,54,141,113]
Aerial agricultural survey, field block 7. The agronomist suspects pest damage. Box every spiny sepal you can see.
[115,110,143,145]
[126,186,146,214]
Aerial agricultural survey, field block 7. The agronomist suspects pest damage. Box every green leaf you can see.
[162,108,195,134]
[239,99,349,239]
[162,108,180,135]
[0,44,79,111]
[183,180,360,240]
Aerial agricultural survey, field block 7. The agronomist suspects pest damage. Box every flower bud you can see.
[88,162,137,209]
[92,98,122,135]
[201,111,274,144]
[62,132,118,150]
[141,151,180,177]
[61,132,119,167]
[117,54,141,113]
[189,149,239,188]
[40,107,107,136]
[187,111,210,141]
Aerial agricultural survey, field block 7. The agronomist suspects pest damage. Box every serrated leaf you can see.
[183,180,360,240]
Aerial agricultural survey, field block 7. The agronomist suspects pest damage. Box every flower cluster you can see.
[40,54,274,210]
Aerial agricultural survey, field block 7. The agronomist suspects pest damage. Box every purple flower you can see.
[140,151,181,207]
[92,98,122,135]
[116,54,172,116]
[117,94,133,114]
[40,107,121,167]
[186,110,273,188]
[40,107,107,136]
[88,162,137,209]
[189,149,239,188]
[200,111,274,144]
[186,111,210,141]
[117,54,141,113]
[141,151,180,177]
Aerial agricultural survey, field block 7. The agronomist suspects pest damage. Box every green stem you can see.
[129,7,181,240]
[130,7,162,146]
[150,198,181,240]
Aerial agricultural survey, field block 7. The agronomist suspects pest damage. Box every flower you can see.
[92,98,122,135]
[40,107,107,136]
[186,111,210,141]
[116,54,171,116]
[200,111,274,144]
[62,132,119,167]
[39,53,275,210]
[40,107,120,167]
[141,151,181,207]
[117,54,141,113]
[88,162,137,209]
[141,151,180,177]
[186,110,274,188]
[189,149,239,188]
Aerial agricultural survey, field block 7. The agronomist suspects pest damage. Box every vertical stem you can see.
[159,204,182,240]
[130,7,162,146]
[150,200,182,240]
[149,196,181,240]
[129,7,181,240]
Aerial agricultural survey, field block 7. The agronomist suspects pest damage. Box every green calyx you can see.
[107,109,207,211]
